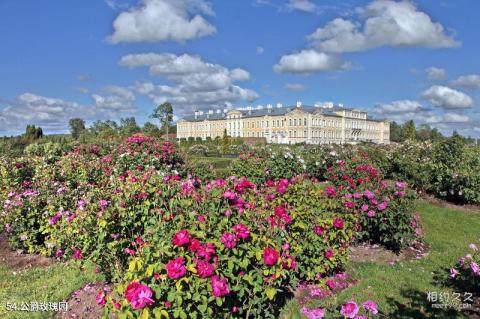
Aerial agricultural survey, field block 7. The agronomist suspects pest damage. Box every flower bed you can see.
[0,135,423,318]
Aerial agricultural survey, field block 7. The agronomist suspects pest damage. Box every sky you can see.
[0,0,479,137]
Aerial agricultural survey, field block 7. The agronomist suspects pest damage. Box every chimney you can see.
[276,103,283,108]
[208,110,214,114]
[296,101,302,108]
[216,109,221,114]
[194,110,199,119]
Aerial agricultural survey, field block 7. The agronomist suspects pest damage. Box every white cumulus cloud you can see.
[421,85,473,109]
[0,90,137,135]
[108,0,216,43]
[287,0,317,12]
[450,74,480,90]
[273,50,349,74]
[308,0,459,53]
[375,100,422,114]
[425,67,446,80]
[122,53,258,114]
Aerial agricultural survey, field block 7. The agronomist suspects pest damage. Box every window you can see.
[294,119,297,126]
[304,118,307,126]
[304,130,307,137]
[289,119,292,126]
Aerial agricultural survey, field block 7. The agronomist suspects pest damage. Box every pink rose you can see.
[221,232,237,249]
[223,190,236,200]
[172,229,190,246]
[263,247,279,266]
[195,259,215,278]
[324,249,334,259]
[340,301,359,318]
[96,291,106,306]
[166,256,186,279]
[314,225,324,236]
[72,248,83,260]
[325,186,337,197]
[395,181,407,189]
[332,218,344,229]
[196,243,216,261]
[362,300,378,314]
[125,282,154,310]
[233,223,250,239]
[449,267,459,278]
[326,279,336,290]
[211,275,230,297]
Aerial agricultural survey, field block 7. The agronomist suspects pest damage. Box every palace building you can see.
[176,102,390,144]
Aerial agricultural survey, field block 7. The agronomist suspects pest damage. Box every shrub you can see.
[97,176,354,318]
[448,240,480,298]
[325,159,419,251]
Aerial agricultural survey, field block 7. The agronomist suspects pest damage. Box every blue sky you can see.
[0,0,479,137]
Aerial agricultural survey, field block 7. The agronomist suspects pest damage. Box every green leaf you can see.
[140,308,150,319]
[265,287,276,300]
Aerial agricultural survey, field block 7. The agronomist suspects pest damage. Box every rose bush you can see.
[0,135,425,318]
[96,176,355,318]
[448,239,480,297]
[324,158,420,251]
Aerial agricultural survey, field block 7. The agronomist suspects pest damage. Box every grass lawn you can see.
[281,200,480,318]
[0,200,477,318]
[0,261,103,319]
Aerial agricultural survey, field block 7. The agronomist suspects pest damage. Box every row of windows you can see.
[180,119,384,133]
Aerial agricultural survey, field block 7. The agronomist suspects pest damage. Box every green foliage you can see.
[69,118,86,139]
[25,125,43,140]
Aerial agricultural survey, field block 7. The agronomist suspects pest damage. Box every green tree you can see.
[151,102,173,140]
[25,125,43,139]
[389,121,403,142]
[69,118,86,139]
[402,120,417,141]
[119,117,140,136]
[90,120,119,138]
[142,121,161,136]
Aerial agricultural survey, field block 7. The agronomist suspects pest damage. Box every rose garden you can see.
[0,134,479,318]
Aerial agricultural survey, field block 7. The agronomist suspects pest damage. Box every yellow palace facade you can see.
[177,102,390,144]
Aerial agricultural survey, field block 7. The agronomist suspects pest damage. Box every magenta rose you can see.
[125,282,154,310]
[362,300,378,314]
[172,229,190,246]
[364,190,375,200]
[263,247,279,266]
[166,256,187,279]
[326,279,336,290]
[340,301,359,318]
[221,232,237,249]
[211,275,230,297]
[96,291,106,306]
[332,218,344,229]
[233,223,250,239]
[324,249,334,259]
[196,243,216,261]
[195,259,215,278]
[325,186,337,197]
[314,225,324,236]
